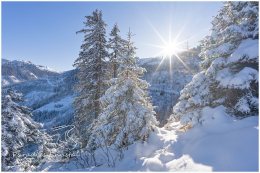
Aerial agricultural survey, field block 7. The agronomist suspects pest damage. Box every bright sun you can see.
[162,42,180,57]
[146,22,192,74]
[162,43,177,57]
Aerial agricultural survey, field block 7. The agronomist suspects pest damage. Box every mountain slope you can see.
[2,53,200,133]
[2,59,60,86]
[140,53,200,125]
[4,70,77,135]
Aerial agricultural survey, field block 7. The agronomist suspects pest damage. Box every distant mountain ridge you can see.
[2,59,60,86]
[2,53,200,132]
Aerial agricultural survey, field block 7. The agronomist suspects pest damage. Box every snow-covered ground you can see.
[44,106,258,171]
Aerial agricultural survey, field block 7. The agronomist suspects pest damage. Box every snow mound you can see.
[173,106,258,171]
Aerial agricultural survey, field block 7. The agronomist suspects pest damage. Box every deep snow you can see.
[44,106,258,171]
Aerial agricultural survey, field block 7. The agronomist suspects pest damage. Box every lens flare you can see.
[162,41,181,57]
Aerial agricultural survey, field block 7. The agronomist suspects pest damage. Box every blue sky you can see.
[2,1,222,71]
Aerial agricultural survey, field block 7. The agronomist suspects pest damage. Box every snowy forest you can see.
[1,1,259,172]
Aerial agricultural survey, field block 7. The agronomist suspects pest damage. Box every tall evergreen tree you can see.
[1,90,55,171]
[87,30,158,153]
[169,2,258,127]
[108,23,127,78]
[73,9,109,145]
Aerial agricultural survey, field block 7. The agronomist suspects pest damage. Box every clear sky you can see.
[2,1,223,71]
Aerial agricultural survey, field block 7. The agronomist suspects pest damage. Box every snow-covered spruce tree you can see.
[108,23,127,78]
[73,9,109,146]
[87,30,158,156]
[1,89,56,171]
[169,2,258,127]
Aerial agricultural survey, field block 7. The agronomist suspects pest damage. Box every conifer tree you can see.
[88,30,158,153]
[73,9,109,145]
[1,90,56,171]
[170,2,258,127]
[108,23,127,78]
